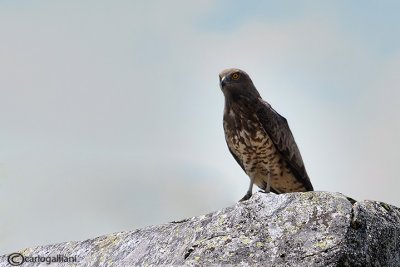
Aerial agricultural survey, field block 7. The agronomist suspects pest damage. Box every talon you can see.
[239,192,252,202]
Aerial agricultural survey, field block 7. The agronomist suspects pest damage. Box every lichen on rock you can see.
[1,192,399,266]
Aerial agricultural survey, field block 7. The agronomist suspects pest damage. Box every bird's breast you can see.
[224,110,278,168]
[223,109,306,192]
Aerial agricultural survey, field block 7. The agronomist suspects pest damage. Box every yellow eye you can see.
[231,73,240,80]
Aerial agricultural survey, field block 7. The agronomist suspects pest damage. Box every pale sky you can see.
[1,1,399,254]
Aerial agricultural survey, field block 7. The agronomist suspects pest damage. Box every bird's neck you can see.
[224,94,258,115]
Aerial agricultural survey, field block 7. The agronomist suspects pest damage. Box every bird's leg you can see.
[265,172,271,193]
[239,178,254,202]
[259,172,271,194]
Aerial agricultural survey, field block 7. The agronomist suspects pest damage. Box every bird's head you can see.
[219,68,259,99]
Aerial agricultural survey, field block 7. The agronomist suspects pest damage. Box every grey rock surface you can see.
[1,191,399,266]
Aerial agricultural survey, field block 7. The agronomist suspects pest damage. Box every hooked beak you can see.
[219,75,226,88]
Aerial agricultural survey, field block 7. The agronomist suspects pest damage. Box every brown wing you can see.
[255,98,313,191]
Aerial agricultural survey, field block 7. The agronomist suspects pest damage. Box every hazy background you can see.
[1,0,399,254]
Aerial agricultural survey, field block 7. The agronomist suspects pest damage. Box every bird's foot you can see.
[239,192,252,202]
[258,189,276,195]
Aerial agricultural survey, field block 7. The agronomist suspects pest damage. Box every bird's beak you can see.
[219,75,226,88]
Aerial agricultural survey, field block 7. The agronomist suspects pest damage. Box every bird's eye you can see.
[231,73,240,80]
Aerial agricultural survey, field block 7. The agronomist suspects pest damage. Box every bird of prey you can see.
[219,68,313,201]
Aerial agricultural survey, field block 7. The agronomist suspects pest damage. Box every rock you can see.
[1,191,399,266]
